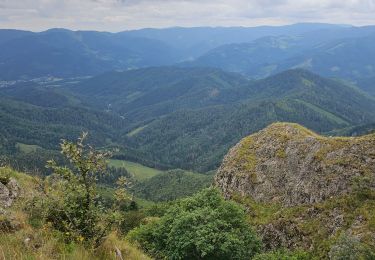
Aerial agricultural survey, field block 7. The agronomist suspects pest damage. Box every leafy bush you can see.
[128,188,262,259]
[0,167,11,185]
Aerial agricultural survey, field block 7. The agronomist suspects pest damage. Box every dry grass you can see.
[0,167,151,260]
[0,227,150,260]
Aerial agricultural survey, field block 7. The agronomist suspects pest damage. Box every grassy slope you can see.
[0,167,150,260]
[108,159,164,181]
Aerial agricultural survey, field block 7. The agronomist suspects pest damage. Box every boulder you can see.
[0,178,20,208]
[215,122,375,207]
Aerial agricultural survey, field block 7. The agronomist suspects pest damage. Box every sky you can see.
[1,0,375,32]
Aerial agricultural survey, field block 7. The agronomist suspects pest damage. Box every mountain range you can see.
[1,23,375,174]
[2,23,375,90]
[187,28,375,84]
[2,66,375,173]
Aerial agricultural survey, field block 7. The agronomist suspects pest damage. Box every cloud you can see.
[0,0,374,31]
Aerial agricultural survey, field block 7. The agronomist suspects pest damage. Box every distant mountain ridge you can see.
[187,27,375,82]
[0,23,357,80]
[0,29,179,80]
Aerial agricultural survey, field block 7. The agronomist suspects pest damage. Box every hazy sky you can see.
[1,0,375,31]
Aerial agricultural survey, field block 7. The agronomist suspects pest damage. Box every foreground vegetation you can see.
[2,133,374,259]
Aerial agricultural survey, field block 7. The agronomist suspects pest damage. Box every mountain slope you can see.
[185,36,305,78]
[0,29,178,80]
[187,27,375,82]
[275,33,375,80]
[0,24,352,80]
[2,67,375,173]
[0,96,126,150]
[122,23,347,58]
[71,67,251,124]
[124,69,375,171]
[357,76,375,96]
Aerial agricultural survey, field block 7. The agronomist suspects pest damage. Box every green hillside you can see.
[133,169,213,202]
[2,67,375,173]
[71,67,250,125]
[124,69,375,171]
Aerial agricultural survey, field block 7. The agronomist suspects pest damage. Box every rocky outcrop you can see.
[215,122,375,207]
[0,178,20,209]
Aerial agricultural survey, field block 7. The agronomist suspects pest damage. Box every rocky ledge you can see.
[215,122,375,207]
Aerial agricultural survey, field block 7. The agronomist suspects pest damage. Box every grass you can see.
[233,190,375,259]
[0,230,151,260]
[108,159,164,182]
[127,125,148,137]
[15,142,42,153]
[0,167,151,260]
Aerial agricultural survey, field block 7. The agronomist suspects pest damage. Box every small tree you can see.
[128,188,262,259]
[46,133,121,247]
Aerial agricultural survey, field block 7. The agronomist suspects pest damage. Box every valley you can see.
[1,22,375,259]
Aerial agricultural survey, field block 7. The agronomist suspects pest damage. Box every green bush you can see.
[119,210,145,234]
[128,188,262,259]
[0,167,11,185]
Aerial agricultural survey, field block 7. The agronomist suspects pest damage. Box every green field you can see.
[108,159,164,181]
[15,142,42,153]
[126,125,148,137]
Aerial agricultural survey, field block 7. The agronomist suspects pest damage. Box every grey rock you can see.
[7,178,20,199]
[215,123,375,207]
[0,178,20,208]
[0,182,12,208]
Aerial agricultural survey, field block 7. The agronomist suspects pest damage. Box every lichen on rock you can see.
[215,122,375,255]
[215,122,375,207]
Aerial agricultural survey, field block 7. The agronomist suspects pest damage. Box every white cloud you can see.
[0,0,374,31]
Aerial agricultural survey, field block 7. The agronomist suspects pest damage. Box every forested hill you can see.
[186,28,375,89]
[76,68,375,172]
[125,70,375,171]
[1,67,375,173]
[0,29,179,80]
[70,67,250,124]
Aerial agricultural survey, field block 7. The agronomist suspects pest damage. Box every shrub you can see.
[128,188,262,259]
[43,133,125,247]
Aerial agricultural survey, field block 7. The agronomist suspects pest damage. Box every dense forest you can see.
[2,68,375,173]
